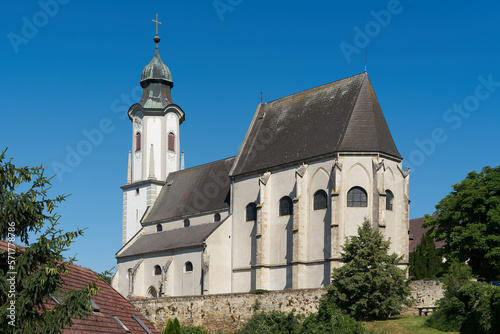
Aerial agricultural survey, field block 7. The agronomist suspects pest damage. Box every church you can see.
[111,30,410,299]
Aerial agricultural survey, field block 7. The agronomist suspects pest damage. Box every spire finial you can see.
[364,42,368,73]
[152,14,162,44]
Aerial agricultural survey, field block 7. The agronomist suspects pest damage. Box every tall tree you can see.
[425,166,500,281]
[0,149,98,333]
[325,219,411,321]
[409,231,442,280]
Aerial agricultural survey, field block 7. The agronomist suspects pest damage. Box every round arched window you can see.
[313,190,328,210]
[347,187,367,207]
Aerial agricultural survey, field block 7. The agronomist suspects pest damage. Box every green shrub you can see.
[164,317,182,334]
[425,262,500,334]
[300,299,368,333]
[181,326,210,334]
[236,310,300,334]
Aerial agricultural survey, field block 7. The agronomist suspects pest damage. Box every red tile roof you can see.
[409,216,445,252]
[0,240,158,334]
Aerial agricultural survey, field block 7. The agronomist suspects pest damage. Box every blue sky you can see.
[2,0,499,274]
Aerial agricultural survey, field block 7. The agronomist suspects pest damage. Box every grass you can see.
[363,316,459,334]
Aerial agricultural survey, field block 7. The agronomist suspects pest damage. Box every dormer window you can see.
[135,132,141,151]
[168,132,175,152]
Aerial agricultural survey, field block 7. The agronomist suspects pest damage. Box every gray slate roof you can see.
[230,73,402,177]
[117,222,222,258]
[143,157,235,224]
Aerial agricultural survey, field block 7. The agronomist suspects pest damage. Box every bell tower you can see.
[121,17,185,245]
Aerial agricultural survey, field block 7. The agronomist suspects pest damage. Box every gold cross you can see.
[152,14,162,36]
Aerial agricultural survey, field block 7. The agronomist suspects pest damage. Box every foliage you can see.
[235,310,300,334]
[0,149,98,333]
[426,261,500,334]
[300,299,368,333]
[425,165,500,281]
[249,289,268,294]
[409,231,442,280]
[164,317,182,334]
[180,326,210,334]
[325,219,412,321]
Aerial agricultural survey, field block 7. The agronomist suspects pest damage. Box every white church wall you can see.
[164,113,180,178]
[307,167,332,262]
[205,217,232,294]
[231,174,260,272]
[343,158,372,238]
[124,185,149,242]
[145,116,162,179]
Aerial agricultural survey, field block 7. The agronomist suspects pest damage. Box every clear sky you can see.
[2,0,499,274]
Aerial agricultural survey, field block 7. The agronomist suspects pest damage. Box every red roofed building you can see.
[408,216,445,252]
[0,240,158,333]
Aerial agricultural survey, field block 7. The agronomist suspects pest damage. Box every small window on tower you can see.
[214,213,221,222]
[168,133,175,152]
[184,218,190,227]
[136,132,141,151]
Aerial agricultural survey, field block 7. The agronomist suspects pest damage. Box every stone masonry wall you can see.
[131,281,444,333]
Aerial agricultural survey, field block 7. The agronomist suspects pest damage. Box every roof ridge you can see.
[265,72,366,105]
[336,73,368,149]
[168,156,235,176]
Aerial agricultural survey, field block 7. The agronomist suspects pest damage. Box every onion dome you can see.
[140,35,173,88]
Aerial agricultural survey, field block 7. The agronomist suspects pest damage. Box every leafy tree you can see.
[425,165,500,281]
[0,149,98,333]
[325,219,412,321]
[409,231,442,280]
[426,261,500,334]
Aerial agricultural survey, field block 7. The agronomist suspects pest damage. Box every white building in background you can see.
[112,33,410,299]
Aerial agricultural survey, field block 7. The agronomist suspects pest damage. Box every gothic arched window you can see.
[184,218,190,227]
[168,132,175,152]
[185,261,193,272]
[279,196,293,216]
[214,213,221,222]
[135,132,141,151]
[156,224,162,232]
[386,190,394,211]
[246,203,257,221]
[347,187,367,207]
[154,265,161,276]
[313,190,328,210]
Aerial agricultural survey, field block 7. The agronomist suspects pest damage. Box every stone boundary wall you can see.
[131,280,444,333]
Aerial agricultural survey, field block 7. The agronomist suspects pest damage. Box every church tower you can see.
[121,24,185,245]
